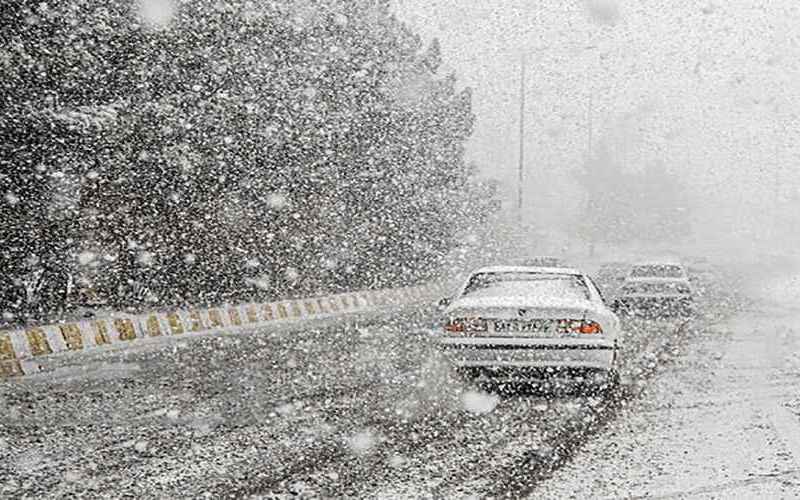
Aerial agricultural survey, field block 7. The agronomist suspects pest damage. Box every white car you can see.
[614,279,694,318]
[617,261,694,317]
[437,266,621,389]
[626,261,689,282]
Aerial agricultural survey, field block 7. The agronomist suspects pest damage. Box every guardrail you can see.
[0,282,447,379]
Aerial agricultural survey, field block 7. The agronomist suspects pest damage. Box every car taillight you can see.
[577,321,603,334]
[444,319,464,333]
[557,319,603,335]
[444,318,487,333]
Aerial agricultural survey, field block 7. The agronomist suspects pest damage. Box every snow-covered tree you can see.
[0,0,495,318]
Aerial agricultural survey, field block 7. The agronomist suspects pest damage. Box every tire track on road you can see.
[87,324,439,496]
[2,310,439,498]
[479,319,708,498]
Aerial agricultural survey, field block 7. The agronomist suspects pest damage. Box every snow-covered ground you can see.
[0,263,741,498]
[535,259,800,498]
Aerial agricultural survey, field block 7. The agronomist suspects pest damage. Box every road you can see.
[537,265,800,498]
[0,265,764,498]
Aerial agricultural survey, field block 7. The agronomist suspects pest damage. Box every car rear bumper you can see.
[437,337,617,372]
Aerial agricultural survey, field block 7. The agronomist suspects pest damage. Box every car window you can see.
[587,276,607,303]
[462,272,590,300]
[630,265,685,278]
[623,282,691,295]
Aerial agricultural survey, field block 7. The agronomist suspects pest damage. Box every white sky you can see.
[393,0,800,240]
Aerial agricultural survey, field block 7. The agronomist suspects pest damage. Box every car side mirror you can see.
[437,297,452,310]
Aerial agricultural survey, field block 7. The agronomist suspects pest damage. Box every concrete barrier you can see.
[0,282,449,379]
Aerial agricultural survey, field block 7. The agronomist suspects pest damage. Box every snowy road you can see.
[0,267,743,498]
[536,267,800,498]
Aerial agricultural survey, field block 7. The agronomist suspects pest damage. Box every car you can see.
[436,266,621,390]
[613,279,694,318]
[626,261,689,282]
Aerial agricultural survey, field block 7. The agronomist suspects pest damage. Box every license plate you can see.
[493,319,554,334]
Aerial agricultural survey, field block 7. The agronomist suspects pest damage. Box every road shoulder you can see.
[534,301,800,498]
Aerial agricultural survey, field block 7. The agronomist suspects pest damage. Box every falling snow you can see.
[2,1,800,498]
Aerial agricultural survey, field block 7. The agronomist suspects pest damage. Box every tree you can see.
[0,0,490,321]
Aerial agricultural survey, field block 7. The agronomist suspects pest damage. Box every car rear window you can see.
[622,282,691,295]
[630,264,684,278]
[462,272,590,300]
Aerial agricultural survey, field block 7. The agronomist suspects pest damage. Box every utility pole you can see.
[517,53,526,224]
[585,48,596,257]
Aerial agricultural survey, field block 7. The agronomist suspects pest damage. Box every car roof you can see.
[469,265,583,276]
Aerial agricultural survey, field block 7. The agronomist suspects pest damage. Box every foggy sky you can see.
[393,0,800,242]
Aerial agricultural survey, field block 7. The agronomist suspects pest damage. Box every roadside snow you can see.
[533,270,800,498]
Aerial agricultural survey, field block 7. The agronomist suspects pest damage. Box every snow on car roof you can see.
[470,265,583,276]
